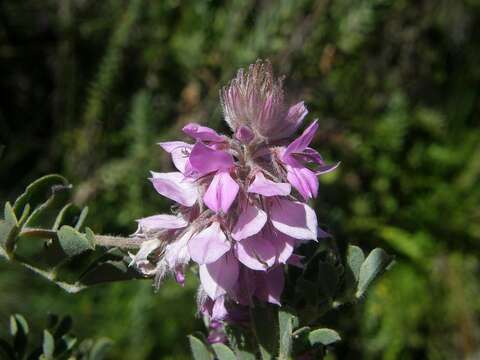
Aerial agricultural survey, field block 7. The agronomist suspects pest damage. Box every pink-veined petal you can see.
[254,266,284,305]
[295,147,324,165]
[200,252,239,299]
[235,233,276,271]
[183,123,224,142]
[203,171,239,213]
[211,296,228,321]
[158,141,193,173]
[270,231,295,264]
[136,214,188,233]
[188,222,231,265]
[316,162,341,175]
[283,120,319,158]
[130,238,160,266]
[272,101,308,140]
[231,203,267,241]
[165,228,194,268]
[189,142,234,176]
[247,172,291,197]
[269,198,318,240]
[150,172,197,206]
[285,159,319,200]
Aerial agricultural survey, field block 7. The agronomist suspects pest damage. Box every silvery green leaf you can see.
[42,330,55,359]
[212,343,236,360]
[79,259,140,286]
[53,203,73,231]
[13,174,69,217]
[308,328,341,346]
[356,248,393,298]
[57,225,95,257]
[11,314,29,359]
[188,335,212,360]
[88,338,113,360]
[278,309,296,360]
[1,203,19,253]
[75,207,89,231]
[347,245,365,283]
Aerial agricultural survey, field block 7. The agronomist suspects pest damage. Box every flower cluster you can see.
[131,60,337,333]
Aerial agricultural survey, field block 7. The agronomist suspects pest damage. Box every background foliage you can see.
[1,0,479,358]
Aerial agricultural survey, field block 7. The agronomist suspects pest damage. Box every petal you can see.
[150,172,198,206]
[295,147,324,165]
[231,203,267,241]
[203,171,239,213]
[183,123,224,142]
[136,214,188,233]
[283,120,319,158]
[254,266,284,305]
[211,296,228,321]
[285,160,319,200]
[270,231,295,264]
[247,172,291,197]
[165,229,193,268]
[269,198,318,240]
[232,268,257,305]
[316,162,341,175]
[200,252,239,299]
[188,222,231,265]
[189,142,234,176]
[272,101,308,140]
[158,141,193,173]
[130,238,160,265]
[235,233,276,271]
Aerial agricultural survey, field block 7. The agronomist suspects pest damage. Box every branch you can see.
[20,227,142,249]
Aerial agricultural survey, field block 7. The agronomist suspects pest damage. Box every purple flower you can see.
[131,60,338,325]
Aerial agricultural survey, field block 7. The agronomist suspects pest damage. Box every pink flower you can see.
[131,60,338,324]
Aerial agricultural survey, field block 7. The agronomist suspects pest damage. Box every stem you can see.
[20,227,142,249]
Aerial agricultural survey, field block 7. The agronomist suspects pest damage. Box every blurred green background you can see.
[1,0,479,358]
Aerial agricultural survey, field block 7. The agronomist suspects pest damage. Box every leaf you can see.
[212,343,236,360]
[308,328,341,346]
[11,314,29,359]
[13,174,69,216]
[57,225,95,257]
[79,259,140,286]
[250,305,278,360]
[53,203,73,231]
[356,248,393,298]
[278,309,296,360]
[1,203,19,253]
[88,338,113,360]
[75,207,89,231]
[188,335,212,360]
[347,245,365,283]
[43,330,55,359]
[4,202,18,225]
